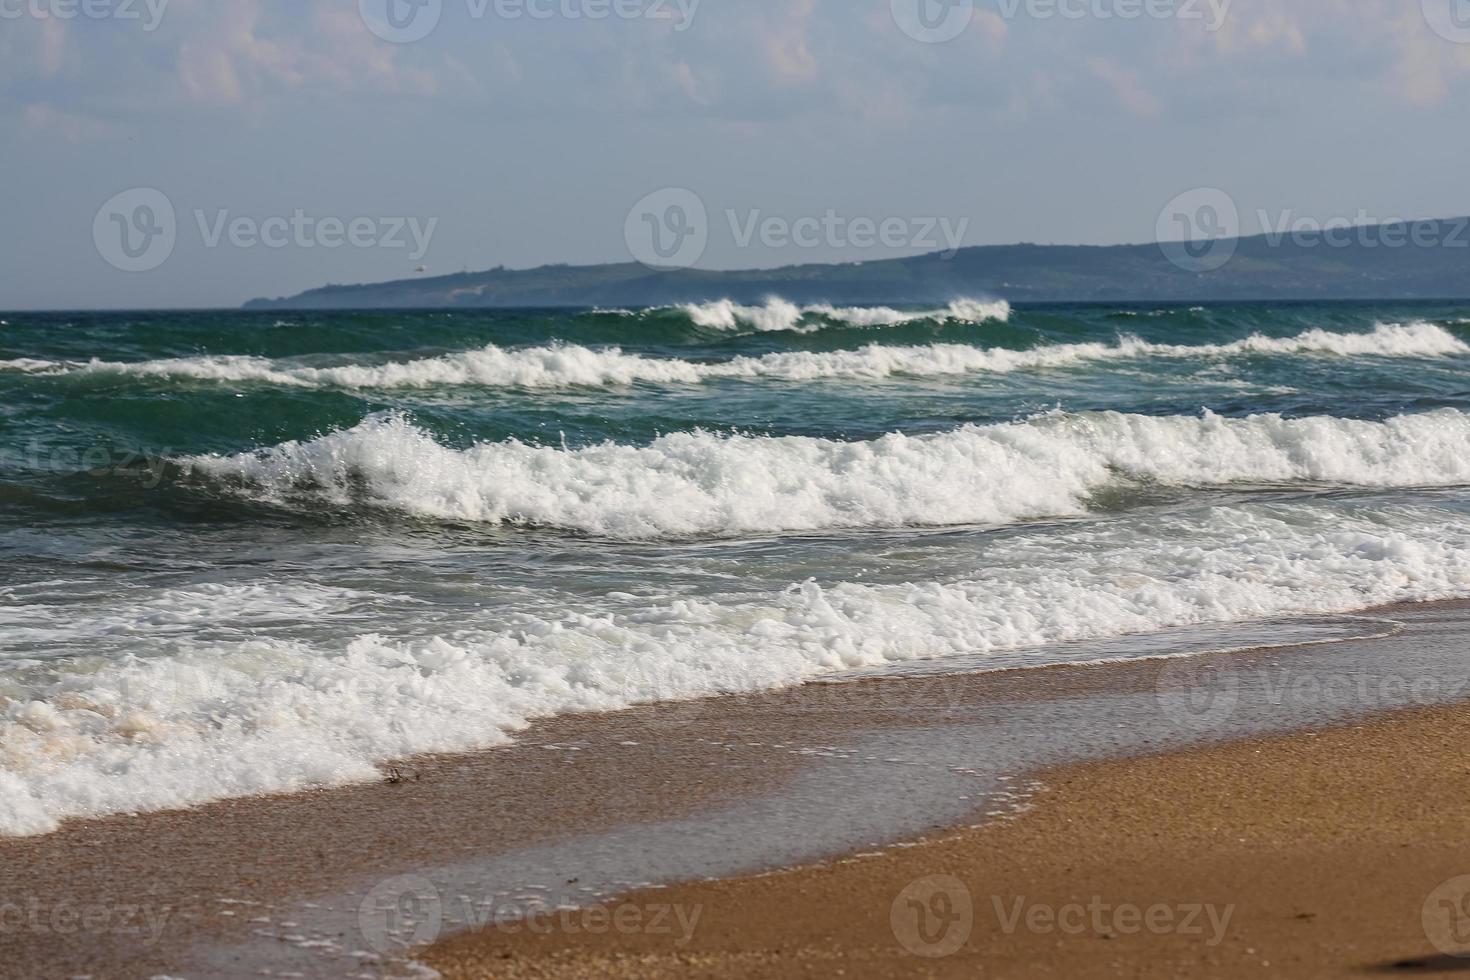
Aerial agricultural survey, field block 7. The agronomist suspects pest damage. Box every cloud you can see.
[172,2,438,105]
[1179,0,1470,107]
[0,15,67,83]
[763,0,820,81]
[21,103,128,142]
[1088,57,1162,118]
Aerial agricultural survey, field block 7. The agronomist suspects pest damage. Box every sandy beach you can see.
[4,601,1470,978]
[423,698,1470,979]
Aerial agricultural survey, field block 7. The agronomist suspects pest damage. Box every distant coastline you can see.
[244,218,1470,310]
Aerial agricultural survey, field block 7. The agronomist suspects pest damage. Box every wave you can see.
[185,408,1470,538]
[6,322,1463,391]
[672,297,1012,332]
[6,499,1470,835]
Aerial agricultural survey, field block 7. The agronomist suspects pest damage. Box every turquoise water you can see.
[4,298,1470,835]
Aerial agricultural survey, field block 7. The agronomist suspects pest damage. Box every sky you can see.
[2,0,1469,309]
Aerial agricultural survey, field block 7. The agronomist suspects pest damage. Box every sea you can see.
[4,297,1470,837]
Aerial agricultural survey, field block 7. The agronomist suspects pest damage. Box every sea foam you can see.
[186,408,1470,538]
[4,322,1463,391]
[673,297,1012,332]
[5,500,1470,836]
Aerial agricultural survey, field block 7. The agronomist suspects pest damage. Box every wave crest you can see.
[5,322,1462,391]
[186,408,1470,538]
[674,297,1011,332]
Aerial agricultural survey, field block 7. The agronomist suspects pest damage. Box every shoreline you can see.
[4,600,1470,978]
[425,700,1470,979]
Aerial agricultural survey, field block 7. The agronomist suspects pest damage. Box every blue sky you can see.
[3,0,1469,308]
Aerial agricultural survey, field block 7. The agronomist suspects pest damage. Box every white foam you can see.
[6,500,1470,836]
[674,297,1011,332]
[6,322,1462,391]
[186,408,1470,538]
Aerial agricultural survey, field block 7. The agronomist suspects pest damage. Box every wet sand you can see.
[424,700,1470,979]
[3,601,1470,978]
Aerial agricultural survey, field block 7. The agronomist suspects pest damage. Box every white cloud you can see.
[1088,57,1162,118]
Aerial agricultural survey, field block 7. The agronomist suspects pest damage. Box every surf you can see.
[184,408,1470,537]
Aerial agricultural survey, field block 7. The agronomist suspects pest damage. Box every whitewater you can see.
[188,408,1470,537]
[4,299,1470,836]
[2,320,1462,391]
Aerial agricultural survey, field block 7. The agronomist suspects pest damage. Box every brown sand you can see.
[424,702,1470,979]
[4,600,1467,978]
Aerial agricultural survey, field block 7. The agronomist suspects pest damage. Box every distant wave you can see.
[670,297,1012,332]
[5,322,1463,391]
[186,408,1470,538]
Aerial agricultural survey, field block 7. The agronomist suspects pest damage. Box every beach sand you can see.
[3,601,1470,978]
[423,701,1470,979]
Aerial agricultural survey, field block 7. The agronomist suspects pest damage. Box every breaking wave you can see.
[6,499,1470,836]
[4,322,1463,391]
[184,408,1470,538]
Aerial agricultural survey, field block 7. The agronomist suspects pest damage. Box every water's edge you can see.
[176,600,1470,979]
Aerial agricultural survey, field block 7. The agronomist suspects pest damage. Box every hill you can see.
[243,219,1470,309]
